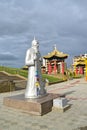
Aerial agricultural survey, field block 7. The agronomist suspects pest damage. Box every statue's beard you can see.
[33,47,39,54]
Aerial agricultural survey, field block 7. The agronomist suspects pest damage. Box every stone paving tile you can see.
[0,78,87,130]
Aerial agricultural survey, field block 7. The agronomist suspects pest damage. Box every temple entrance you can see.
[43,45,68,75]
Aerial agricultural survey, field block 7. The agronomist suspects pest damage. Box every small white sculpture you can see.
[25,38,46,98]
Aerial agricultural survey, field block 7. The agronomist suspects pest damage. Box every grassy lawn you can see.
[42,74,65,83]
[0,66,65,84]
[0,66,28,78]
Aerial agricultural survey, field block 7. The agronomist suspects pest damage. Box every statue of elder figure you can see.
[25,38,46,98]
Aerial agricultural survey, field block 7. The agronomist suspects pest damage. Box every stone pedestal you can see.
[4,93,60,116]
[53,97,70,112]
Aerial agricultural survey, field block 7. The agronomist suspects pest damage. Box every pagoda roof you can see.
[22,65,28,70]
[76,58,86,65]
[76,61,86,66]
[43,48,68,59]
[73,57,86,66]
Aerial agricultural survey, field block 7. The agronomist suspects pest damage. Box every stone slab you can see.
[53,98,68,108]
[53,97,71,112]
[3,93,60,116]
[53,104,71,112]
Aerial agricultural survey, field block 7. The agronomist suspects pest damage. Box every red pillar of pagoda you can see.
[76,67,78,75]
[79,67,83,74]
[48,62,52,74]
[61,62,64,74]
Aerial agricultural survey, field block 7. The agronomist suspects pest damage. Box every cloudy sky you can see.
[0,0,87,68]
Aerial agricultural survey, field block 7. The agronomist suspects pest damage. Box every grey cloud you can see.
[0,0,87,67]
[0,52,18,61]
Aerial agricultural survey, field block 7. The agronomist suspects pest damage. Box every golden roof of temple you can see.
[76,61,86,65]
[43,47,68,59]
[73,57,87,66]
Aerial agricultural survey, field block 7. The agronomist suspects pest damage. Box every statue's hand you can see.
[34,57,37,61]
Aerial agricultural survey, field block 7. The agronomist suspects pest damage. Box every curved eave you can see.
[77,59,85,62]
[43,50,68,59]
[77,62,86,65]
[43,55,68,59]
[22,65,28,69]
[73,62,86,66]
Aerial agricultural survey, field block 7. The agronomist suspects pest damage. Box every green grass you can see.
[0,66,28,78]
[42,74,64,83]
[0,66,65,83]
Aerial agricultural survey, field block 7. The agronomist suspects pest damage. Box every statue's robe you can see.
[25,47,46,98]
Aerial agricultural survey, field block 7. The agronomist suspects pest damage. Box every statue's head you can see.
[32,37,39,52]
[32,37,39,47]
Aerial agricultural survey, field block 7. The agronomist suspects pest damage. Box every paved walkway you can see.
[0,78,87,130]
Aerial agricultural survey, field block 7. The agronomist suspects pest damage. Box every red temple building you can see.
[42,45,68,75]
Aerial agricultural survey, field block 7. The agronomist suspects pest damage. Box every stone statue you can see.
[25,38,46,98]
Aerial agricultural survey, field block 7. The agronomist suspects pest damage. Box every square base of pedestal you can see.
[3,93,59,116]
[53,98,71,112]
[53,104,71,112]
